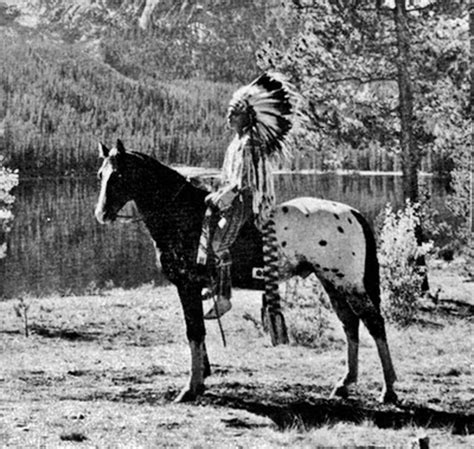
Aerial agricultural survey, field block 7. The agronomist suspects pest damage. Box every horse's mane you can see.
[127,150,210,194]
[127,150,180,177]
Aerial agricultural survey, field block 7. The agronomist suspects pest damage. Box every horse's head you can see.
[94,139,134,224]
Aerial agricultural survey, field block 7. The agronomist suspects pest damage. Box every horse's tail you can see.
[350,209,381,309]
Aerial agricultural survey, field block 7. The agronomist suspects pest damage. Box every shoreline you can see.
[15,168,439,182]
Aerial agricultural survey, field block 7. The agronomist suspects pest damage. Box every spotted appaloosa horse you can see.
[94,139,397,403]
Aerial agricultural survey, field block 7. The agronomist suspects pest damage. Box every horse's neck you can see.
[132,162,206,249]
[132,165,178,213]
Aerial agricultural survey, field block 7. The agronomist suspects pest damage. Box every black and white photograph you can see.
[0,0,471,447]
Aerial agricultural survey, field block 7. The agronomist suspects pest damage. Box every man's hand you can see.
[205,185,239,211]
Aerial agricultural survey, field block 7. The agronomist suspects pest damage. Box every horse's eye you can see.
[97,171,102,181]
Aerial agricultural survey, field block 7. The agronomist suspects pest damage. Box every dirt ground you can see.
[0,259,472,448]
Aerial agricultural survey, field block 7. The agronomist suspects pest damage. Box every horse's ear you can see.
[116,139,126,155]
[98,142,109,158]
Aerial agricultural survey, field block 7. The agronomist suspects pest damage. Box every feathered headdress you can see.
[227,72,300,158]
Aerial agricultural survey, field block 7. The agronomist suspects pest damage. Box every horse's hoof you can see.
[380,389,398,404]
[174,390,195,403]
[330,384,349,399]
[174,385,205,403]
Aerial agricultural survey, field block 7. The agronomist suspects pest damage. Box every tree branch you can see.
[325,75,397,84]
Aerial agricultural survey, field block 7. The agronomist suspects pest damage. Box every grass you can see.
[0,260,472,448]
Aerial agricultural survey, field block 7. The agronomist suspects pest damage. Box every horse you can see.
[94,139,398,403]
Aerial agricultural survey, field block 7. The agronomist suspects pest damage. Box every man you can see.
[197,72,299,319]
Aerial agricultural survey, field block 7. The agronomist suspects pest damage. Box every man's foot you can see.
[201,288,214,301]
[204,297,232,319]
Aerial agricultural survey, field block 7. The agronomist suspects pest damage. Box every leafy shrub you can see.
[0,157,19,259]
[281,275,333,349]
[417,189,457,260]
[378,201,433,326]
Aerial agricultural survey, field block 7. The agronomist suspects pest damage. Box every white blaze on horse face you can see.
[95,160,114,224]
[273,197,367,291]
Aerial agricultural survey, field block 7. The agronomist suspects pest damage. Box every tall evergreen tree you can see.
[257,0,469,192]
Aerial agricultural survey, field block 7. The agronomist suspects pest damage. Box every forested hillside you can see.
[1,34,235,174]
[0,0,292,175]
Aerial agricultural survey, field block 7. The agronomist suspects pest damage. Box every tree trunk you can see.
[393,0,420,202]
[393,0,428,291]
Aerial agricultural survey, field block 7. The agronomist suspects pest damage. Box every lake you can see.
[3,173,449,298]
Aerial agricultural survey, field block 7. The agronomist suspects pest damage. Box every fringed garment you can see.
[221,133,275,230]
[196,133,275,265]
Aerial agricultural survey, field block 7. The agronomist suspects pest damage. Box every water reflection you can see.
[3,174,447,298]
[5,177,162,298]
[276,173,406,219]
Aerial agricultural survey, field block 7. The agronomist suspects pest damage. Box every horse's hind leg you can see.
[350,293,398,403]
[325,287,360,399]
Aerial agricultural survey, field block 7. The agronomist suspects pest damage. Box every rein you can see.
[116,179,189,223]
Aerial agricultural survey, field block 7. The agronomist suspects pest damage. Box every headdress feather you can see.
[228,72,300,158]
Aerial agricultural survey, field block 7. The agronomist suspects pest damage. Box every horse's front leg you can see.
[174,282,208,403]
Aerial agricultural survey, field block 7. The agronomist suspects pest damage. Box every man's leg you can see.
[204,249,233,320]
[204,192,252,320]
